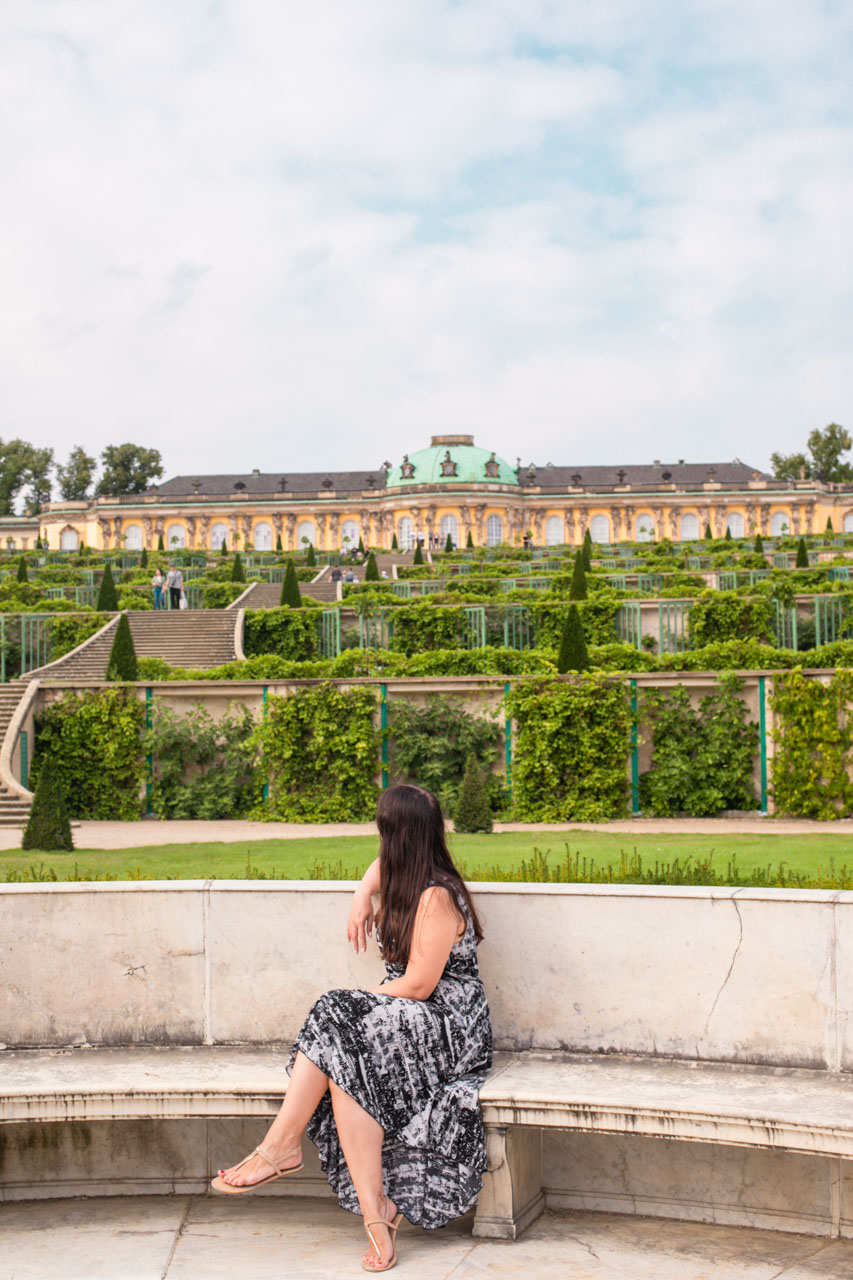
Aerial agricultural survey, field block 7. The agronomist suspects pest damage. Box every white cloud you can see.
[0,0,850,488]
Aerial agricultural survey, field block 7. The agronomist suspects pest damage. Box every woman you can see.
[151,567,164,610]
[212,784,492,1273]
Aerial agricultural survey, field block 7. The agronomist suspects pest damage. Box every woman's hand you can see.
[347,887,375,954]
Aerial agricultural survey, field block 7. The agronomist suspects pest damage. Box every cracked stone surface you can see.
[4,1199,853,1280]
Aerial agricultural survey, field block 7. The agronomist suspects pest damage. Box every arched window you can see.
[295,520,315,550]
[726,512,744,538]
[340,519,359,548]
[486,514,504,546]
[59,526,80,551]
[771,511,790,536]
[123,524,142,551]
[679,513,699,541]
[589,515,610,544]
[635,512,655,542]
[253,521,273,551]
[210,521,229,550]
[845,513,853,534]
[439,514,459,546]
[166,523,186,549]
[397,516,413,549]
[545,516,564,546]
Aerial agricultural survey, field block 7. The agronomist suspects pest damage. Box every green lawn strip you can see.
[3,831,853,884]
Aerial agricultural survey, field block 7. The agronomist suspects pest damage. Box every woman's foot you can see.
[217,1143,302,1188]
[362,1195,400,1272]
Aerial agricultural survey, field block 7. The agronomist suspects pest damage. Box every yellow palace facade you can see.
[37,435,851,553]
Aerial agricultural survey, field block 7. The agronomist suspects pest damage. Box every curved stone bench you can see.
[5,1045,853,1237]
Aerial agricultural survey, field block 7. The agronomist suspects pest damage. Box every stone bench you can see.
[5,1044,853,1237]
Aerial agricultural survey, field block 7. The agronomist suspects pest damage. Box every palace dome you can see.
[388,436,518,487]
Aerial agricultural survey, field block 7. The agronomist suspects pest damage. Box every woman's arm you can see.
[346,857,380,953]
[371,886,461,1001]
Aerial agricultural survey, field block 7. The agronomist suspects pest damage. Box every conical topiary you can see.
[725,526,732,541]
[796,536,809,568]
[466,529,474,548]
[22,756,73,852]
[444,532,453,552]
[306,543,316,567]
[280,559,301,607]
[140,545,148,568]
[704,524,713,540]
[364,552,380,581]
[275,533,282,551]
[391,532,399,550]
[826,517,834,533]
[413,542,424,565]
[220,537,228,555]
[754,533,764,554]
[106,612,138,681]
[16,557,28,583]
[582,530,592,571]
[557,604,589,673]
[157,533,165,551]
[96,561,119,611]
[453,753,493,834]
[230,552,245,582]
[568,551,587,601]
[358,535,365,554]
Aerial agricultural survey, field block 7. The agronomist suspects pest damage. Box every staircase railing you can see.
[0,679,39,802]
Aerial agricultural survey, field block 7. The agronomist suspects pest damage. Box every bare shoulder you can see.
[419,884,455,913]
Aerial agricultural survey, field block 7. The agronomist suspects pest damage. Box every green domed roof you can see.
[388,436,518,487]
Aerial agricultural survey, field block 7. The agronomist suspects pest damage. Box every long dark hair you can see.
[376,783,484,966]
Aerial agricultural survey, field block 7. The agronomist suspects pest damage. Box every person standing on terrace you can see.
[212,784,492,1273]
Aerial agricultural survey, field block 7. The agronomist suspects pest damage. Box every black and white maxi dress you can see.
[287,891,493,1229]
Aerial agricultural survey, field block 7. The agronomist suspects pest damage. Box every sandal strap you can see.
[256,1143,298,1176]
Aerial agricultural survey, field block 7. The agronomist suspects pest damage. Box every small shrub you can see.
[96,562,119,611]
[391,532,399,550]
[231,553,246,583]
[364,552,380,582]
[16,557,28,584]
[453,754,493,833]
[413,542,424,565]
[796,537,809,568]
[557,604,589,672]
[306,543,316,566]
[22,756,74,851]
[140,546,148,568]
[568,552,587,601]
[280,560,302,608]
[444,533,453,552]
[390,695,502,814]
[106,613,139,681]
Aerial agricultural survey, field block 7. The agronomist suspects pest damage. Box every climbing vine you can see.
[770,670,853,818]
[505,675,633,821]
[688,592,774,646]
[639,675,758,816]
[244,609,320,661]
[143,701,255,819]
[389,695,503,814]
[252,682,380,821]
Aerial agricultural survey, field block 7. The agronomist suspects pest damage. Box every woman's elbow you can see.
[406,979,437,1001]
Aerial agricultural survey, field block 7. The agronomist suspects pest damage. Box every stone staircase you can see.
[0,681,34,826]
[125,612,238,668]
[235,572,339,607]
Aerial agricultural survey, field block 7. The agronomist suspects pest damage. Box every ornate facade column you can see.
[98,517,111,549]
[186,516,197,549]
[531,510,544,544]
[667,508,679,539]
[474,505,487,544]
[759,504,770,535]
[426,505,438,543]
[228,515,239,547]
[272,512,283,549]
[622,505,635,541]
[112,516,122,547]
[652,506,664,540]
[142,516,153,550]
[286,513,297,550]
[241,515,252,549]
[714,504,727,537]
[154,516,165,547]
[563,509,576,544]
[578,508,589,538]
[360,509,372,547]
[199,514,210,549]
[460,505,473,546]
[608,507,623,542]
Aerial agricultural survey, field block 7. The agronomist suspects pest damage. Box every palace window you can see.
[166,523,186,549]
[486,514,504,546]
[123,524,142,550]
[635,512,654,541]
[439,514,459,546]
[844,514,853,533]
[589,515,610,543]
[770,511,790,536]
[340,519,359,548]
[545,516,564,546]
[253,521,273,551]
[296,520,316,549]
[210,521,229,550]
[680,513,699,540]
[726,513,744,538]
[60,527,80,551]
[397,516,414,549]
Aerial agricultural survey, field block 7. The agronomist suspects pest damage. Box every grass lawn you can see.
[4,830,853,883]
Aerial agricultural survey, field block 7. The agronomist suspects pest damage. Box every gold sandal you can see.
[362,1212,403,1273]
[210,1143,303,1195]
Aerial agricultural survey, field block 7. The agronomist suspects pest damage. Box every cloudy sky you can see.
[2,1,852,487]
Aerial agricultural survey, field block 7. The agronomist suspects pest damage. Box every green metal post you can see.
[1,616,5,683]
[262,685,269,803]
[504,680,512,803]
[630,678,639,814]
[759,675,768,814]
[20,730,28,791]
[380,683,389,789]
[20,615,26,676]
[145,688,153,814]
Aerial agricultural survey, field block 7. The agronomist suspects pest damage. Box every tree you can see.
[230,553,245,583]
[280,559,301,607]
[568,552,587,601]
[357,535,365,554]
[364,552,380,581]
[22,756,73,852]
[56,446,97,501]
[771,424,853,484]
[826,517,834,533]
[796,536,809,568]
[466,530,474,548]
[453,754,493,834]
[704,524,713,539]
[140,546,148,568]
[754,533,764,554]
[557,604,589,673]
[0,439,52,516]
[444,532,453,553]
[725,526,732,541]
[275,533,283,552]
[391,532,398,550]
[157,532,165,552]
[106,613,139,682]
[582,529,593,571]
[97,444,164,495]
[16,557,28,584]
[413,542,424,565]
[219,537,227,555]
[96,562,119,611]
[305,543,316,567]
[23,447,54,513]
